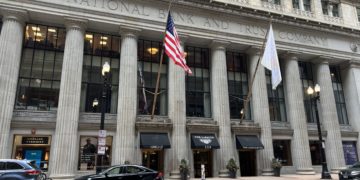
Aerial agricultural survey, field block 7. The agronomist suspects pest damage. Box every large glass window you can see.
[309,140,322,165]
[80,32,120,114]
[303,0,311,11]
[330,66,349,125]
[226,52,250,119]
[137,39,167,116]
[332,4,339,17]
[185,46,211,118]
[357,7,360,21]
[16,24,66,111]
[0,21,2,34]
[266,69,286,122]
[343,141,359,165]
[299,61,317,123]
[273,140,292,166]
[292,0,300,9]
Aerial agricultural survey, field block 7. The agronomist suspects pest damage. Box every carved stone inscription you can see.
[65,0,327,47]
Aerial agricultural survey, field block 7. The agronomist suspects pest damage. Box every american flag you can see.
[164,12,192,74]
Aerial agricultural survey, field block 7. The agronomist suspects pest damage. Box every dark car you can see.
[339,162,360,179]
[0,159,42,180]
[75,165,163,180]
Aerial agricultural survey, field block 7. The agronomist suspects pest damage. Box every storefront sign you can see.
[22,137,49,144]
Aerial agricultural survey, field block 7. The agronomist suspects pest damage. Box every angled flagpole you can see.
[240,19,273,123]
[150,0,175,120]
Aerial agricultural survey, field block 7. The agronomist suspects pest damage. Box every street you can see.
[191,174,339,180]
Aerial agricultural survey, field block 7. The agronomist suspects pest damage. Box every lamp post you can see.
[307,84,332,179]
[96,62,111,174]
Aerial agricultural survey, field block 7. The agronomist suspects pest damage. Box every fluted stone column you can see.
[210,40,234,177]
[113,27,140,165]
[247,48,273,175]
[314,61,346,172]
[283,54,314,174]
[168,37,187,179]
[341,62,360,161]
[49,18,87,179]
[0,8,27,159]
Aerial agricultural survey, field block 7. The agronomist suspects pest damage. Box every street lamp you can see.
[307,84,332,179]
[96,62,111,174]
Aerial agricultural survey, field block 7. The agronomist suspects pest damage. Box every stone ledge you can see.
[231,120,261,133]
[135,115,173,131]
[186,118,218,132]
[341,131,359,138]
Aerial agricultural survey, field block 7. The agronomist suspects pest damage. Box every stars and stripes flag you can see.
[164,12,192,74]
[261,24,282,90]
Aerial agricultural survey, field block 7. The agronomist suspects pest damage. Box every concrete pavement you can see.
[191,174,339,180]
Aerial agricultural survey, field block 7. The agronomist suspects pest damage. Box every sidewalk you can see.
[190,174,339,180]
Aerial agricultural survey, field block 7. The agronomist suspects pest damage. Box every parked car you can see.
[339,162,360,180]
[0,159,42,180]
[75,164,163,180]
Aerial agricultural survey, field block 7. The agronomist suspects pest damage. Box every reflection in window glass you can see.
[273,140,292,166]
[226,52,250,119]
[80,32,120,114]
[309,141,321,165]
[16,24,65,111]
[330,66,349,125]
[342,141,358,165]
[299,61,317,123]
[78,136,112,171]
[266,68,286,122]
[137,39,167,116]
[185,46,211,118]
[303,0,311,11]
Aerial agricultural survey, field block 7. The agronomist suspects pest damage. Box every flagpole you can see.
[150,0,175,120]
[240,19,273,123]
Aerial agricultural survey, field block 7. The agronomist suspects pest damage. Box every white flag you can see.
[261,24,282,90]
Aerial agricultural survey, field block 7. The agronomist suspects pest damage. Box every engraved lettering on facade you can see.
[279,31,327,46]
[159,9,166,19]
[80,0,90,6]
[107,0,118,10]
[203,18,229,29]
[245,25,266,36]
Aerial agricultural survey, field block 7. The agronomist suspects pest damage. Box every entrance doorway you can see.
[142,150,164,172]
[239,150,256,176]
[193,150,212,178]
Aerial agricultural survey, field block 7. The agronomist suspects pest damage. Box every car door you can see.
[0,161,6,180]
[124,166,147,180]
[104,167,122,180]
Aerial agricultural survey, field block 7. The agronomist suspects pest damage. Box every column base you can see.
[169,170,181,179]
[49,174,75,180]
[331,167,346,174]
[261,168,274,176]
[296,168,316,175]
[218,169,229,177]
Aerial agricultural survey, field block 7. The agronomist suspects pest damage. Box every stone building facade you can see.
[0,0,360,179]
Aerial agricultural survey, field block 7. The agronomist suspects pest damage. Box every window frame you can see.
[299,61,317,123]
[330,66,349,125]
[265,69,287,122]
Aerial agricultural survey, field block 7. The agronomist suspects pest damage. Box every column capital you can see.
[210,40,230,51]
[119,25,141,38]
[64,17,87,32]
[281,51,300,61]
[316,56,333,64]
[246,45,262,56]
[0,8,28,25]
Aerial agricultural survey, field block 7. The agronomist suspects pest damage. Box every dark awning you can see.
[236,135,264,150]
[191,134,220,149]
[140,133,171,149]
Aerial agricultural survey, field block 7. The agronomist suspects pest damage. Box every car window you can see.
[27,162,38,169]
[126,166,144,174]
[0,162,5,170]
[107,167,120,175]
[7,162,23,170]
[352,163,360,168]
[119,167,126,174]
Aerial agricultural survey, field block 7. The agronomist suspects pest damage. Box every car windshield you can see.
[351,162,360,168]
[26,160,40,169]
